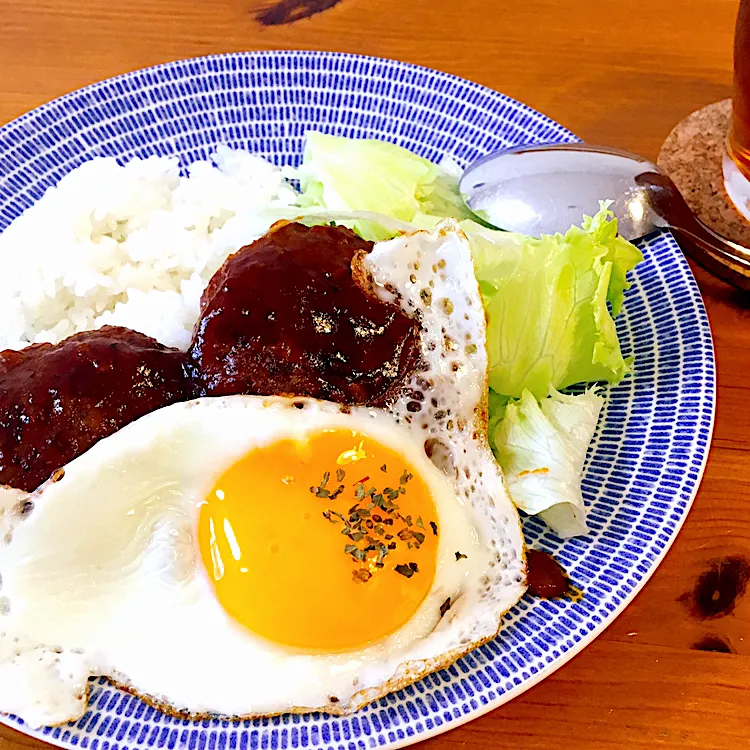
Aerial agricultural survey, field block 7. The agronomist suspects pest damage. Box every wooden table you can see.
[0,0,748,747]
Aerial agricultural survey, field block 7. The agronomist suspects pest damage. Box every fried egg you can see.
[0,220,526,728]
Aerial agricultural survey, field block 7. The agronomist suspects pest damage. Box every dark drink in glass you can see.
[728,0,750,179]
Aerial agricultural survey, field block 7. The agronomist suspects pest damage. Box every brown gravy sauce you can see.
[187,222,420,406]
[526,549,572,599]
[0,327,187,492]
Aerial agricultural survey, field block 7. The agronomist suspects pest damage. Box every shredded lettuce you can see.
[276,207,417,237]
[413,156,474,226]
[491,389,604,538]
[467,208,643,400]
[295,132,471,239]
[469,208,641,535]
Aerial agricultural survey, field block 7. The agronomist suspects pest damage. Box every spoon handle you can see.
[636,172,750,291]
[670,226,750,291]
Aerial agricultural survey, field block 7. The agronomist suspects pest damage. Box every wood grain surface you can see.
[0,0,748,747]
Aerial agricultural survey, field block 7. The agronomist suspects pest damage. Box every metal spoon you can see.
[459,142,750,291]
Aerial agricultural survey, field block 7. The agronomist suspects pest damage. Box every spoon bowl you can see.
[459,142,750,291]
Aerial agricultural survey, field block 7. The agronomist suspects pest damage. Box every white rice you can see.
[0,147,299,351]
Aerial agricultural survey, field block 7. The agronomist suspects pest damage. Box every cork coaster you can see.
[658,98,750,247]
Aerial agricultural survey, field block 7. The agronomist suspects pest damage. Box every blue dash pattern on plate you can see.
[0,50,715,750]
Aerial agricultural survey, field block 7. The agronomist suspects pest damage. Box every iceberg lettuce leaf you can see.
[491,388,604,538]
[467,207,643,400]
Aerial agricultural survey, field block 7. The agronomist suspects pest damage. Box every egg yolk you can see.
[198,429,439,652]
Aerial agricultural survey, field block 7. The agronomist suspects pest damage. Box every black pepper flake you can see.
[439,597,452,617]
[310,471,331,498]
[315,460,437,585]
[345,543,367,562]
[395,563,416,578]
[455,551,468,561]
[352,569,372,583]
[326,510,346,524]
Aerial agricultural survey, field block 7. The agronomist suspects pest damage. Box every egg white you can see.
[0,220,527,728]
[0,396,486,727]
